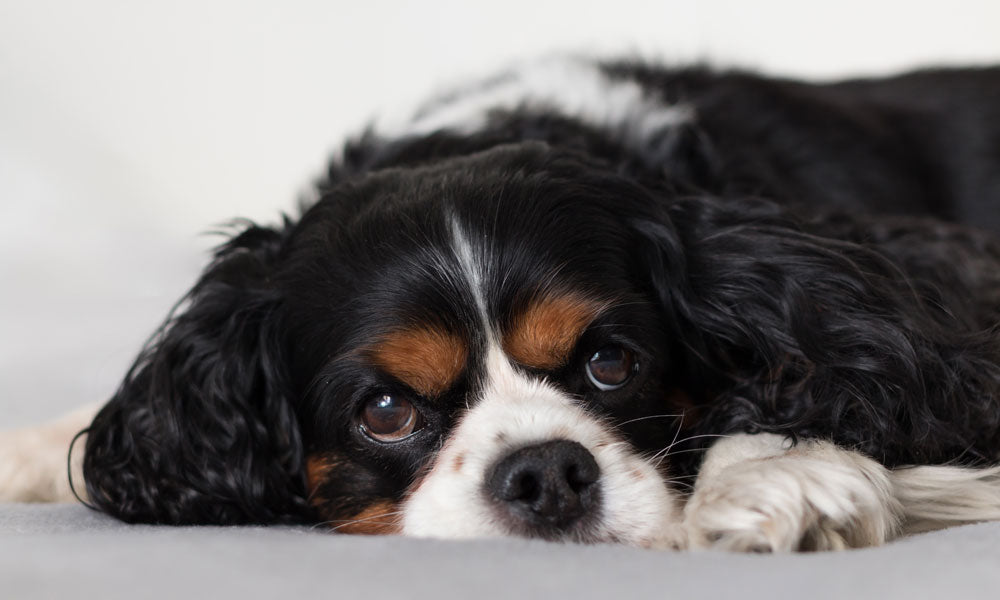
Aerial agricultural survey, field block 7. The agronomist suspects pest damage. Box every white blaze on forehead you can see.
[378,56,695,148]
[448,214,491,331]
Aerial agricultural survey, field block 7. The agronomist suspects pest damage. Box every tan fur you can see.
[330,499,402,535]
[369,326,467,397]
[306,453,402,534]
[305,453,342,506]
[502,292,605,370]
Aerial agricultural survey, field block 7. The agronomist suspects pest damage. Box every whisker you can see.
[669,412,686,448]
[660,474,698,484]
[668,433,734,447]
[312,510,407,532]
[651,433,734,466]
[654,447,717,465]
[642,410,688,464]
[329,511,407,533]
[616,413,685,427]
[648,432,730,463]
[664,480,696,491]
[331,520,400,531]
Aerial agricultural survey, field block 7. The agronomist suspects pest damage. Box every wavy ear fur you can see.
[636,196,1000,469]
[83,221,313,524]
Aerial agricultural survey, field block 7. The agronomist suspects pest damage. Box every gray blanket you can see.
[3,502,998,599]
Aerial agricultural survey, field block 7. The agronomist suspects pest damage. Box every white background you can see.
[2,0,1000,426]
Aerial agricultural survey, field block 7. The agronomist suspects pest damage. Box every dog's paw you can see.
[0,405,96,503]
[682,440,901,552]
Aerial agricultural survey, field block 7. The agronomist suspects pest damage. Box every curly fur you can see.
[641,198,1000,473]
[84,224,314,523]
[66,59,1000,540]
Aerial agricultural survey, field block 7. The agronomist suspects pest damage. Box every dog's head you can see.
[83,141,700,546]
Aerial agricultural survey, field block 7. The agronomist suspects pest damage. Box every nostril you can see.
[511,471,541,503]
[566,463,596,493]
[486,440,601,532]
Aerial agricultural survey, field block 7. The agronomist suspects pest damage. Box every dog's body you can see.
[5,58,1000,551]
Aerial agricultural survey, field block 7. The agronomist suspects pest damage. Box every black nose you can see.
[486,440,600,532]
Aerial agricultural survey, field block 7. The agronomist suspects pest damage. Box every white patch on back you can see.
[378,57,694,152]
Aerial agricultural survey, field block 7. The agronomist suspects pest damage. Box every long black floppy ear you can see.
[83,220,313,524]
[634,196,1000,467]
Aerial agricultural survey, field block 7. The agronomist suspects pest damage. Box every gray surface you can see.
[2,503,999,599]
[3,7,1000,598]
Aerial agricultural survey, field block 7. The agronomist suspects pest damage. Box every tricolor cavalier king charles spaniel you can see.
[5,58,1000,551]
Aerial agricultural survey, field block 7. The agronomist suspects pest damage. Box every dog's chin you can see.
[399,349,685,549]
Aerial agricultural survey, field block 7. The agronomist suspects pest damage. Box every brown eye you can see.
[360,394,423,442]
[586,346,637,391]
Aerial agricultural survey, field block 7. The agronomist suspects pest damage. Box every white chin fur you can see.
[401,346,684,548]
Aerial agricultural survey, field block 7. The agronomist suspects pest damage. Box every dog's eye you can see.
[360,394,424,442]
[585,346,638,391]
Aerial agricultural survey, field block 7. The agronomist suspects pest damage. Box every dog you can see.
[4,57,1000,551]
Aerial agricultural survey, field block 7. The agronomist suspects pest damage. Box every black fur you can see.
[84,223,312,523]
[84,62,1000,526]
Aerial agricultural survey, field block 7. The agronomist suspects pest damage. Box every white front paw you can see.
[683,441,901,552]
[0,406,95,503]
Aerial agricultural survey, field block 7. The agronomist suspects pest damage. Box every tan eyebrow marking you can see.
[368,325,468,397]
[502,292,607,370]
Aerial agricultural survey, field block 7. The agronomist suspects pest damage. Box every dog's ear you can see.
[633,198,825,392]
[633,197,1000,464]
[83,220,312,524]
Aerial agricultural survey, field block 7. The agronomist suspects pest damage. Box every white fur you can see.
[378,57,694,151]
[407,213,1000,550]
[684,433,1000,551]
[401,344,685,547]
[448,214,491,329]
[684,433,903,551]
[0,404,97,503]
[407,212,686,546]
[893,463,1000,533]
[9,396,1000,551]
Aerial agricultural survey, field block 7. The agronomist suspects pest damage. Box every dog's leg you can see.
[682,433,903,552]
[0,404,98,503]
